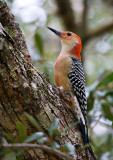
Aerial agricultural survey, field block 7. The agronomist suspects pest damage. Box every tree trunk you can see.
[0,2,96,160]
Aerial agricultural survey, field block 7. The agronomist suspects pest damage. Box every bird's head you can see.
[47,27,82,60]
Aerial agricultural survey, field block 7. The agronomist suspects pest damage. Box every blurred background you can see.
[7,0,113,159]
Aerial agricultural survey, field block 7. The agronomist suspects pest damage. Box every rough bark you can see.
[56,0,77,33]
[0,2,96,160]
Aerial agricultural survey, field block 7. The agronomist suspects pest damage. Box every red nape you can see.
[69,44,81,61]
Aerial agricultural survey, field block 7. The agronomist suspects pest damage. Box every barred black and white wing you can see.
[68,57,97,160]
[68,57,89,146]
[68,57,87,116]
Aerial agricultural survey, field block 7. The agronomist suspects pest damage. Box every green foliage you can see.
[97,71,113,88]
[102,101,113,121]
[1,114,76,159]
[34,32,43,55]
[87,91,95,112]
[49,118,60,136]
[15,150,24,160]
[0,0,6,4]
[0,150,16,160]
[94,131,113,159]
[5,133,16,143]
[36,137,48,143]
[87,69,113,159]
[0,137,16,160]
[87,70,113,121]
[51,142,60,150]
[24,132,44,143]
[16,122,27,143]
[25,112,43,131]
[64,143,75,155]
[6,0,14,3]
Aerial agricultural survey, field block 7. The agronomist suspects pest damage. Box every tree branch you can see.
[55,0,77,32]
[82,0,88,34]
[0,143,74,160]
[83,21,113,44]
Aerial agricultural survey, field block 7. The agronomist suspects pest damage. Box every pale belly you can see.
[54,55,72,92]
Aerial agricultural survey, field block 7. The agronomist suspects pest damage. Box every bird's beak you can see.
[47,27,63,37]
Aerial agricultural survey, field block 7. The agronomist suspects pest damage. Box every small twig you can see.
[0,143,74,160]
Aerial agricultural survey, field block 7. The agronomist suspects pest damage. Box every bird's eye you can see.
[67,33,72,36]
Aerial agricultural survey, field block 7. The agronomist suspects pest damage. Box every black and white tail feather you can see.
[68,57,97,160]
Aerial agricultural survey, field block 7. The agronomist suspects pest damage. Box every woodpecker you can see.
[48,27,97,160]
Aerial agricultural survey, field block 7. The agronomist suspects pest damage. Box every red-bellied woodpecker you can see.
[48,27,97,160]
